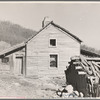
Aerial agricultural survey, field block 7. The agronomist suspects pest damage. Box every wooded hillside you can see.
[81,45,100,56]
[0,21,37,45]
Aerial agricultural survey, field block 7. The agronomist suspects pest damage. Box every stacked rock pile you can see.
[56,85,84,98]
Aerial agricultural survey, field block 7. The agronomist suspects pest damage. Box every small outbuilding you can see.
[0,43,26,75]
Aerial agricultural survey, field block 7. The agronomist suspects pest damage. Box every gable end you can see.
[51,22,82,43]
[25,21,82,44]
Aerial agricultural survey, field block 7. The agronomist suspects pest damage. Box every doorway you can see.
[15,57,23,75]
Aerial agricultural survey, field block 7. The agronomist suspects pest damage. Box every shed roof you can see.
[0,42,25,57]
[26,21,82,43]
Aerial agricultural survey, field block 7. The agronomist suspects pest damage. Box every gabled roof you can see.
[26,21,82,43]
[51,22,82,43]
[0,42,25,57]
[25,21,52,43]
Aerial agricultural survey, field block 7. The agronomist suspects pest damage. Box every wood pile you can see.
[65,56,100,97]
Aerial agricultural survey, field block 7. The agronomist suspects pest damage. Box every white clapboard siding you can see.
[26,24,80,76]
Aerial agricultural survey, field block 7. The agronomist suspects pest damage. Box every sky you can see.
[0,2,100,50]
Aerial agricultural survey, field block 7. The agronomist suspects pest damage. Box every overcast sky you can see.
[0,2,100,49]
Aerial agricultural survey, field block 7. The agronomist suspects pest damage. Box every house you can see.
[0,17,82,77]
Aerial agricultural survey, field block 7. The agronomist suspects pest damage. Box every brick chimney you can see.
[42,16,52,27]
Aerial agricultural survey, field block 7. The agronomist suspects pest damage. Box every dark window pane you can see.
[2,57,9,63]
[50,55,57,67]
[50,39,56,46]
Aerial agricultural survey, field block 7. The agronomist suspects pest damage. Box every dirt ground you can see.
[0,72,66,99]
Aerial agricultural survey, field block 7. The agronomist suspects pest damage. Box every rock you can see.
[79,92,84,97]
[59,86,65,91]
[68,93,75,97]
[56,91,62,97]
[62,92,69,98]
[65,85,73,93]
[73,91,79,97]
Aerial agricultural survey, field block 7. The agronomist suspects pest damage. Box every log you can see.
[75,66,83,70]
[78,71,86,75]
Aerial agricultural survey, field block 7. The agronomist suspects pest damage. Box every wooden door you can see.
[15,57,23,75]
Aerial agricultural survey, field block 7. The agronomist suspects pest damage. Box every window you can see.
[2,57,9,63]
[50,55,58,67]
[50,39,56,47]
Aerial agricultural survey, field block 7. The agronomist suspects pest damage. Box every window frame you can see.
[49,54,58,68]
[1,57,9,64]
[49,38,57,47]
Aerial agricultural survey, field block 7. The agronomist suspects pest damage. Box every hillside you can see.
[81,44,100,56]
[0,21,37,46]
